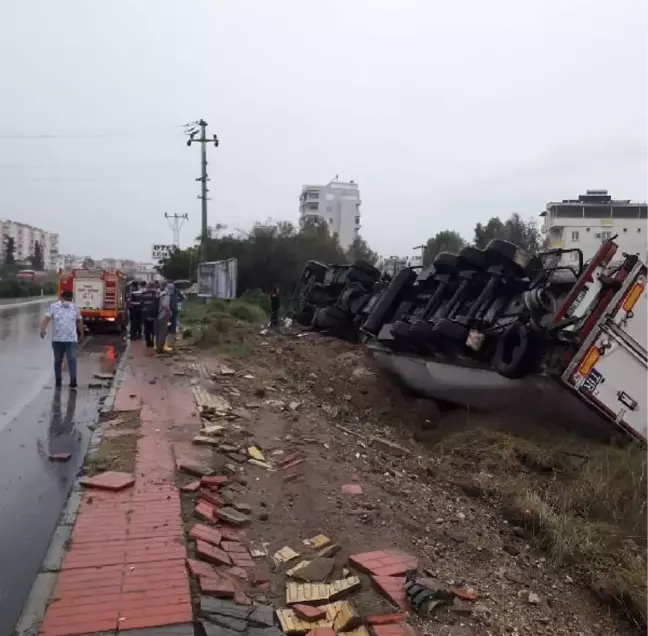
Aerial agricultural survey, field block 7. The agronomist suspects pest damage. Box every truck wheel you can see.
[348,268,376,289]
[491,322,531,379]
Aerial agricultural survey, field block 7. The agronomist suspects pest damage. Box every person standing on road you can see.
[155,282,173,354]
[39,290,84,389]
[140,281,160,348]
[128,281,143,340]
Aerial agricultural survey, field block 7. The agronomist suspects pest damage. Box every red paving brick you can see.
[367,613,408,625]
[342,484,363,495]
[196,540,232,566]
[294,604,327,621]
[186,557,219,578]
[195,499,218,522]
[371,576,410,610]
[40,347,198,635]
[190,523,223,546]
[348,549,418,577]
[79,471,135,491]
[180,480,201,492]
[200,487,226,507]
[221,540,248,553]
[372,626,409,636]
[221,525,247,541]
[200,575,237,598]
[201,475,229,489]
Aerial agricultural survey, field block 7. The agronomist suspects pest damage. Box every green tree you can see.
[423,230,466,265]
[158,246,198,281]
[474,213,541,254]
[30,240,44,270]
[3,235,15,265]
[347,235,378,265]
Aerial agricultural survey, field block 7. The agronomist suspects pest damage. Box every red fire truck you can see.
[57,268,127,333]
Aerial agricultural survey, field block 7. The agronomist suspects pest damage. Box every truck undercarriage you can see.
[289,239,647,444]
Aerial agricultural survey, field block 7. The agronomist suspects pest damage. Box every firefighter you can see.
[140,281,160,348]
[128,281,143,340]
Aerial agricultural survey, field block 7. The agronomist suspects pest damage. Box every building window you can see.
[354,216,360,226]
[600,231,613,240]
[306,202,319,211]
[571,231,579,241]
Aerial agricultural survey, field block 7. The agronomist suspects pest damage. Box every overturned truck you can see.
[289,240,647,444]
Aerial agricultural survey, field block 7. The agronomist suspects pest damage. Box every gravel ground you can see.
[176,329,637,636]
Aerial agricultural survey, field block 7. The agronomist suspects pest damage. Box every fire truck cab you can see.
[57,268,127,334]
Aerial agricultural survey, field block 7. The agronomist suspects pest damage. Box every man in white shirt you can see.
[40,290,84,389]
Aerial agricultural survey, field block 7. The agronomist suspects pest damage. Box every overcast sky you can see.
[0,0,646,261]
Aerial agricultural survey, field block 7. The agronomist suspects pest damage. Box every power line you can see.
[165,213,189,247]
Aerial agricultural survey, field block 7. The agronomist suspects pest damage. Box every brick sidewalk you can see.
[39,344,199,635]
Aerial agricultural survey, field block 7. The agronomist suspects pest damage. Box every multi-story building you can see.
[541,190,647,264]
[299,178,361,249]
[0,220,59,270]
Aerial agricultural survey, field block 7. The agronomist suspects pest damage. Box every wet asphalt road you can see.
[0,299,126,635]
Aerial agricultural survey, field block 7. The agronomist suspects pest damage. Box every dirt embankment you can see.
[178,309,646,635]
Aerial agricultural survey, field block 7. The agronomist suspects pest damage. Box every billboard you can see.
[151,244,174,262]
[197,258,238,300]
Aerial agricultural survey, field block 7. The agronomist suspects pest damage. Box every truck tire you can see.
[348,268,376,289]
[491,322,531,379]
[362,268,417,335]
[351,260,381,280]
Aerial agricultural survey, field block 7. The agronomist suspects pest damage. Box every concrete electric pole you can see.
[185,120,219,263]
[165,213,189,247]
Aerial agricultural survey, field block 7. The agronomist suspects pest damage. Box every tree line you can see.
[2,235,45,270]
[159,212,541,296]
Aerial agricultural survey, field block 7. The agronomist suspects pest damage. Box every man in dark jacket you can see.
[140,282,160,348]
[269,285,280,327]
[128,281,143,340]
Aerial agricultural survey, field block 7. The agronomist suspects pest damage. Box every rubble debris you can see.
[196,540,232,566]
[217,506,251,526]
[249,541,269,557]
[202,424,227,436]
[349,549,417,577]
[220,365,236,376]
[372,576,409,610]
[200,575,236,599]
[244,374,255,379]
[528,592,541,605]
[342,484,363,495]
[287,557,335,582]
[79,471,135,491]
[451,587,477,601]
[289,401,301,411]
[274,546,301,565]
[248,446,266,462]
[303,535,331,550]
[187,557,219,578]
[331,600,361,631]
[201,489,225,507]
[317,543,341,558]
[404,571,455,616]
[220,443,241,454]
[294,604,326,622]
[366,613,407,625]
[177,459,214,477]
[369,436,411,457]
[233,502,253,514]
[193,434,221,446]
[285,582,330,605]
[202,475,230,489]
[180,480,201,493]
[194,500,218,523]
[233,407,254,420]
[327,577,362,600]
[190,524,223,546]
[249,458,275,471]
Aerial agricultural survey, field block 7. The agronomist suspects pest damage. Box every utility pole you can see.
[164,213,189,247]
[185,120,219,263]
[413,243,426,265]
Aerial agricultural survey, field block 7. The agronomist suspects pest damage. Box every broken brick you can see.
[230,552,255,568]
[287,558,335,582]
[200,575,236,598]
[252,564,270,586]
[217,506,251,526]
[451,587,477,601]
[79,471,134,491]
[366,613,407,625]
[181,480,201,493]
[201,488,226,507]
[190,524,223,546]
[317,543,341,558]
[227,566,249,580]
[221,540,248,554]
[196,540,232,566]
[195,499,218,523]
[327,577,362,600]
[234,590,252,605]
[342,484,363,495]
[202,475,230,489]
[279,452,302,467]
[282,458,305,471]
[274,546,300,565]
[331,601,361,631]
[372,576,409,610]
[177,459,213,477]
[187,557,218,579]
[221,525,247,541]
[294,604,326,621]
[348,550,417,577]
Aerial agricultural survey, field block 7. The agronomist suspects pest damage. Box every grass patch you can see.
[180,298,266,357]
[85,412,141,476]
[430,427,647,628]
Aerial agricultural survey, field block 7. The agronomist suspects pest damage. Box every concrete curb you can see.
[13,342,133,636]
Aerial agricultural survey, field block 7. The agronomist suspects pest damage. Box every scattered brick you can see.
[48,452,72,462]
[317,543,341,558]
[221,540,248,554]
[282,458,305,471]
[451,587,477,601]
[201,475,229,489]
[233,502,252,514]
[283,471,303,483]
[341,484,363,495]
[367,613,407,625]
[221,525,247,541]
[181,480,201,493]
[304,535,331,550]
[273,546,300,565]
[196,540,232,566]
[187,557,219,578]
[372,625,414,636]
[227,566,249,580]
[287,557,334,582]
[190,524,223,546]
[372,575,409,610]
[200,488,226,507]
[331,600,361,631]
[200,575,236,598]
[194,500,218,523]
[230,552,255,568]
[177,459,213,477]
[235,590,252,605]
[79,471,135,491]
[294,604,326,621]
[328,576,362,600]
[217,506,251,526]
[279,452,302,467]
[286,581,330,605]
[348,550,417,577]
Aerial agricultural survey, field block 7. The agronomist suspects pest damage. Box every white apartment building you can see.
[0,219,59,270]
[299,178,361,249]
[541,190,647,264]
